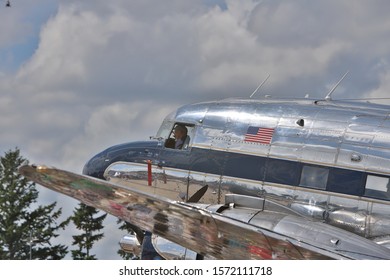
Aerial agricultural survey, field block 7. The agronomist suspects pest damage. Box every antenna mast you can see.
[324,71,349,101]
[250,74,270,99]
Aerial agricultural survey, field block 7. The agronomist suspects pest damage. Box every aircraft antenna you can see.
[250,74,270,99]
[324,70,349,101]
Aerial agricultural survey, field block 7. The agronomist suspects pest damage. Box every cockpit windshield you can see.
[157,121,195,150]
[156,119,174,140]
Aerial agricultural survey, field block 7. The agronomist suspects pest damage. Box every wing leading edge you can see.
[18,165,389,260]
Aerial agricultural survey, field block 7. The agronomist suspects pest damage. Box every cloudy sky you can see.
[1,0,390,259]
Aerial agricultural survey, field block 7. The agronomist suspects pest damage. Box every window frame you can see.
[164,122,196,151]
[299,165,329,190]
[364,174,390,200]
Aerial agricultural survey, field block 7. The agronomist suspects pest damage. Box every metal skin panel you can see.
[365,147,390,173]
[215,195,390,259]
[299,142,338,165]
[119,235,141,256]
[382,117,390,129]
[20,165,350,260]
[369,203,390,237]
[270,126,306,161]
[269,214,390,260]
[372,129,390,149]
[152,235,199,260]
[191,126,211,148]
[174,103,208,124]
[23,98,390,259]
[336,143,369,170]
[92,142,390,241]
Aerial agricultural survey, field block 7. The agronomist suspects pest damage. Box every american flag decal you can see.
[244,126,275,144]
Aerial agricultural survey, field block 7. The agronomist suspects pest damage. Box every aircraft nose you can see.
[82,151,109,179]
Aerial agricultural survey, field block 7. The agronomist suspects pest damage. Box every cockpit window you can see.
[156,120,174,140]
[164,123,195,150]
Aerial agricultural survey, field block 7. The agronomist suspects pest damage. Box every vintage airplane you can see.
[20,94,390,260]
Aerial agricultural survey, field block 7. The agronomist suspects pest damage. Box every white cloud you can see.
[366,65,390,104]
[11,0,389,104]
[60,101,177,172]
[2,0,390,259]
[0,7,31,48]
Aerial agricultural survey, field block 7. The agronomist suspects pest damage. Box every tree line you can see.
[0,148,136,260]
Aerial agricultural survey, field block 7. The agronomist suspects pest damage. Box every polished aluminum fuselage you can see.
[95,98,390,249]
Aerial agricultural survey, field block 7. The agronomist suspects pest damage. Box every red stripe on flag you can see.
[244,127,274,144]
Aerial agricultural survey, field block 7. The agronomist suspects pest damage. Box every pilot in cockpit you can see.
[173,125,188,149]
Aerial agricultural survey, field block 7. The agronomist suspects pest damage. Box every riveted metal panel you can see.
[221,176,264,198]
[268,146,300,161]
[192,126,212,148]
[370,203,390,237]
[219,207,259,223]
[290,190,329,219]
[202,103,243,128]
[337,143,368,170]
[308,126,344,142]
[300,142,338,165]
[343,131,374,145]
[314,109,354,124]
[327,195,370,236]
[275,125,307,139]
[350,114,384,126]
[249,211,287,230]
[270,116,307,160]
[269,137,304,161]
[381,117,390,128]
[174,103,209,124]
[365,147,390,174]
[345,115,386,150]
[372,128,390,149]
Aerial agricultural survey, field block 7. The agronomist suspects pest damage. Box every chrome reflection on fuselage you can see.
[84,98,390,255]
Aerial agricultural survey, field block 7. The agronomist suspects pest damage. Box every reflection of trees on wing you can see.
[1,150,69,259]
[20,164,390,259]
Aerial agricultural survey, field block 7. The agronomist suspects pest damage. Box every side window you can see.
[300,165,329,190]
[327,168,364,196]
[265,159,301,186]
[164,123,195,150]
[364,175,390,200]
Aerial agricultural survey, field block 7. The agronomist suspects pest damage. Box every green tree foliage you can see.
[71,203,107,260]
[0,148,70,259]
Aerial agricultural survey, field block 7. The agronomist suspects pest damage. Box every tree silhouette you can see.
[0,148,70,259]
[71,203,107,259]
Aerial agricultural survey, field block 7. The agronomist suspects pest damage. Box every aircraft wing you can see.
[18,165,390,260]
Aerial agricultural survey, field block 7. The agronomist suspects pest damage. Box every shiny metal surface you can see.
[105,162,221,204]
[159,99,390,242]
[21,98,390,259]
[211,194,390,260]
[119,234,141,257]
[106,98,390,256]
[152,236,199,260]
[261,182,390,241]
[20,165,356,260]
[168,99,390,172]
